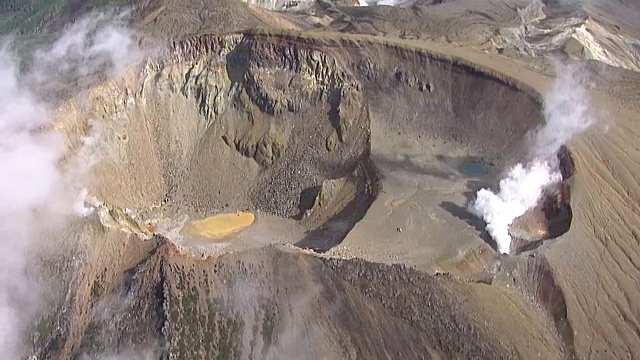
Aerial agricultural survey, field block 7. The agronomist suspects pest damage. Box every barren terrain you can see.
[1,0,639,359]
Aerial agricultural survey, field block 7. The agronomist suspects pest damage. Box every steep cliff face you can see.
[55,34,376,252]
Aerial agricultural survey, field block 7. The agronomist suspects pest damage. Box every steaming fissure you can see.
[470,64,594,254]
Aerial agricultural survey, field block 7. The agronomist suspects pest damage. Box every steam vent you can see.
[6,1,640,359]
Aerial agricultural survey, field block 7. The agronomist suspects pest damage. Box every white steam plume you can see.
[0,11,139,357]
[470,64,593,254]
[0,47,64,359]
[30,10,140,85]
[471,162,562,254]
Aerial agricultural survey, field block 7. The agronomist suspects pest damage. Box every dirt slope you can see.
[542,65,640,359]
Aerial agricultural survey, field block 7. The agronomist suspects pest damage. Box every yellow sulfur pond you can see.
[180,212,255,240]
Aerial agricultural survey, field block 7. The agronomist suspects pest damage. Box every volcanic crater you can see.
[64,34,574,257]
[40,33,581,359]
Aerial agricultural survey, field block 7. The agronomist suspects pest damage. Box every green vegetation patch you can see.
[0,0,133,35]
